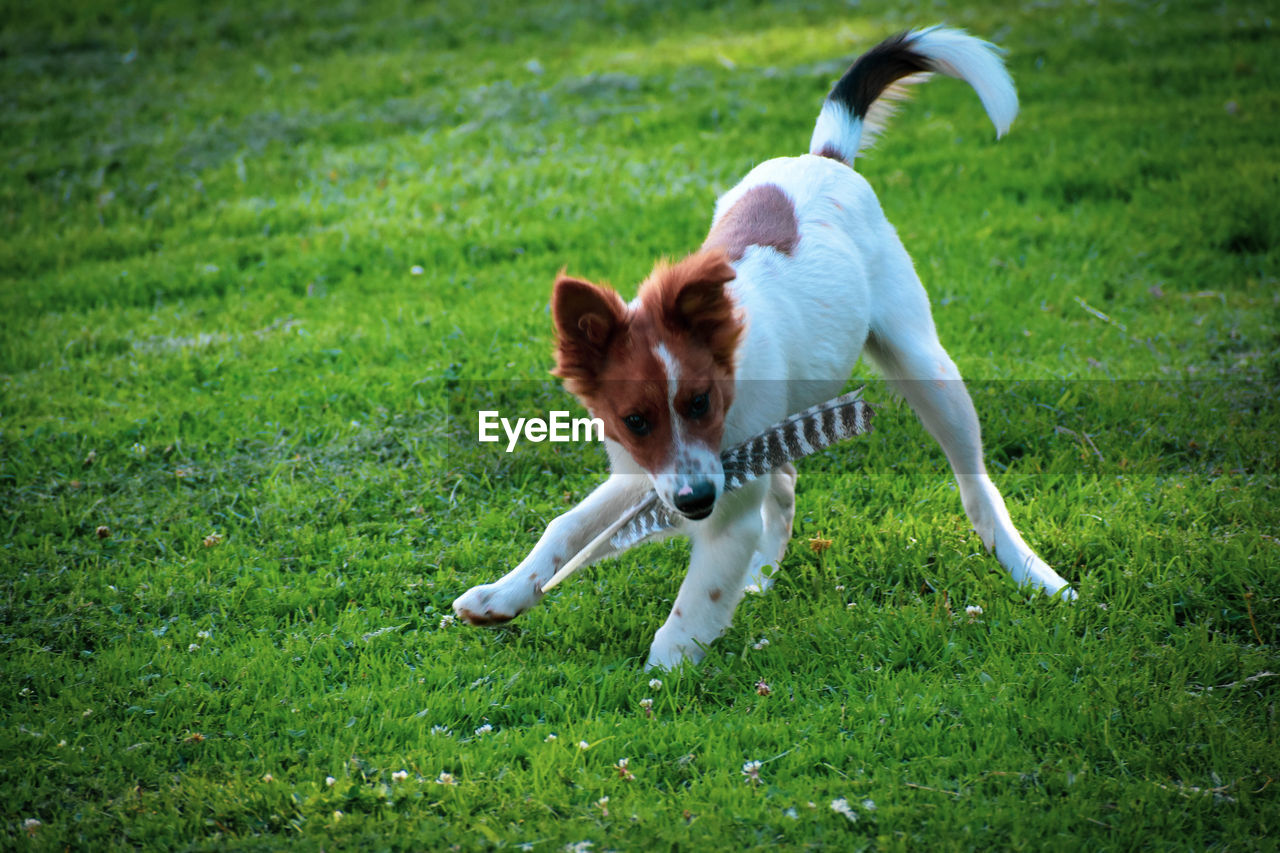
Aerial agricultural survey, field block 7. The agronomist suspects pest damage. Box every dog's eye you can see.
[687,392,710,419]
[623,413,651,436]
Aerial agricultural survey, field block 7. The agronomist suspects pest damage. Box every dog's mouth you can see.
[677,505,714,521]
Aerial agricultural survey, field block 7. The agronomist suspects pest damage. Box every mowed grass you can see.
[2,0,1277,848]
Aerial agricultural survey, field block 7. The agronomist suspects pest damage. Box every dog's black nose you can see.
[674,481,716,519]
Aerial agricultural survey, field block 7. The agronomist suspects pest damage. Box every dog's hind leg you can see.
[864,307,1075,599]
[744,463,797,593]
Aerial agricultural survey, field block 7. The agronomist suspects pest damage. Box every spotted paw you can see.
[452,584,518,626]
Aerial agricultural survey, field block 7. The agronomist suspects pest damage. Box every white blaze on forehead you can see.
[652,343,698,498]
[653,342,680,414]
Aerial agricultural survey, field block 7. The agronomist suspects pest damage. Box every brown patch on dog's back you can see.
[702,183,799,262]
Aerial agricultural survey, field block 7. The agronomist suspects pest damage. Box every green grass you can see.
[2,0,1277,848]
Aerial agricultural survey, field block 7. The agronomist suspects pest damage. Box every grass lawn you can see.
[2,0,1277,848]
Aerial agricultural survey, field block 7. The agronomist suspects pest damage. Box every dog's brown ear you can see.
[650,250,743,370]
[551,274,628,393]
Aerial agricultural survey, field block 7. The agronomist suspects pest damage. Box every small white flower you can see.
[862,798,877,812]
[835,584,846,591]
[430,724,451,736]
[648,678,662,691]
[752,637,771,650]
[784,807,798,819]
[131,443,147,456]
[410,265,425,276]
[564,842,593,853]
[578,740,590,750]
[965,605,983,618]
[187,643,200,652]
[474,723,492,736]
[23,818,41,835]
[544,733,558,742]
[639,697,654,715]
[436,771,456,786]
[333,810,343,821]
[830,797,858,823]
[262,773,274,783]
[57,739,66,748]
[392,770,408,782]
[325,776,336,787]
[439,614,456,629]
[197,630,211,639]
[742,760,762,784]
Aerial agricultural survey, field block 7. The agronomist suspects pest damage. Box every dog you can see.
[453,27,1075,669]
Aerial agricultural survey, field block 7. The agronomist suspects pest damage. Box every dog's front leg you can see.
[453,474,650,625]
[646,481,766,670]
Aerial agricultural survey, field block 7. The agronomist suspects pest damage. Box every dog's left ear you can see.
[550,273,628,394]
[652,250,743,370]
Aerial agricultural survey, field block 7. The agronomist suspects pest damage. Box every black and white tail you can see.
[809,26,1018,165]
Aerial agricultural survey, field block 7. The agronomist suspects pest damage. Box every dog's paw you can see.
[645,628,707,671]
[452,584,520,626]
[645,646,700,671]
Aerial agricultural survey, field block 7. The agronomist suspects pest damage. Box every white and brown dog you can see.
[454,27,1075,669]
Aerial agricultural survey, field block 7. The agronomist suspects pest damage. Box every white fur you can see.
[651,343,725,513]
[454,29,1072,669]
[910,26,1017,138]
[809,26,1017,163]
[809,99,861,159]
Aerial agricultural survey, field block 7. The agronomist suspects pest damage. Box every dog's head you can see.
[551,250,744,520]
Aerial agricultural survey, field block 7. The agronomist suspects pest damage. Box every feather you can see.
[541,390,873,591]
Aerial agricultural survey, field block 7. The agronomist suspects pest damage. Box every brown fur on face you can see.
[550,250,744,476]
[638,250,744,373]
[550,274,629,397]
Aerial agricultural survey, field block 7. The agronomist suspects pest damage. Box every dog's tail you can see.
[809,26,1017,166]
